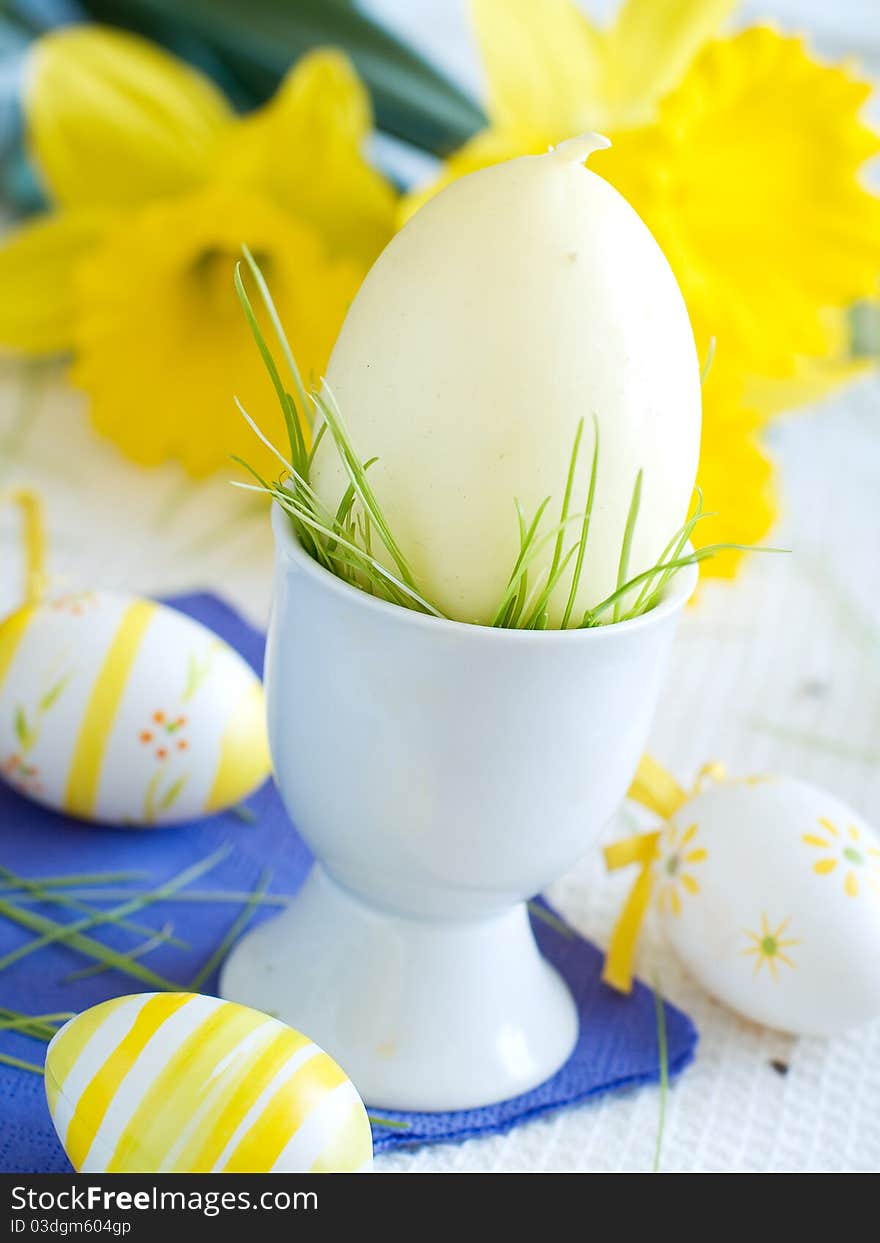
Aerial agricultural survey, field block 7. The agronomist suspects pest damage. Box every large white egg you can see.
[0,591,270,825]
[45,993,373,1172]
[313,133,701,625]
[656,777,880,1037]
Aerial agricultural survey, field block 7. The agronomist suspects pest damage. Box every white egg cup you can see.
[221,507,696,1111]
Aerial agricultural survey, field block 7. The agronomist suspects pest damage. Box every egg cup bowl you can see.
[220,505,697,1112]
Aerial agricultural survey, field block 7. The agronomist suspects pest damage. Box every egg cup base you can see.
[220,863,579,1113]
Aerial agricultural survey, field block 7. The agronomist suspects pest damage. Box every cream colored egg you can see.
[656,777,880,1037]
[45,993,373,1173]
[0,591,270,825]
[313,133,701,625]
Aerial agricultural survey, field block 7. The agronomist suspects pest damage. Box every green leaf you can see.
[158,774,189,813]
[38,675,70,713]
[13,705,29,748]
[77,0,485,155]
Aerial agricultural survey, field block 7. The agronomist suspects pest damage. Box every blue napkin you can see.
[0,592,696,1172]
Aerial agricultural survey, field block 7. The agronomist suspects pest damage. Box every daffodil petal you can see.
[219,50,395,265]
[593,28,880,382]
[26,26,233,209]
[694,382,778,579]
[604,0,737,125]
[469,0,608,134]
[0,211,109,353]
[745,309,872,417]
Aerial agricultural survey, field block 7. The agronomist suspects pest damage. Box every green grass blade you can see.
[522,542,579,630]
[63,923,176,984]
[0,868,189,951]
[614,469,643,623]
[0,1009,74,1042]
[9,889,289,908]
[547,418,583,589]
[368,1115,411,1130]
[234,262,307,470]
[312,389,422,592]
[0,871,147,893]
[241,247,312,434]
[253,483,446,616]
[527,901,576,940]
[0,1052,43,1075]
[490,508,585,627]
[490,496,551,626]
[189,871,272,992]
[561,414,600,629]
[0,848,230,983]
[653,986,669,1174]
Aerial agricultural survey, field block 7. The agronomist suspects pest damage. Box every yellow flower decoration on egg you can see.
[655,822,707,916]
[740,914,800,979]
[803,818,880,899]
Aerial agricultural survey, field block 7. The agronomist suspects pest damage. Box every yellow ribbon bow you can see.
[602,754,726,993]
[5,490,47,610]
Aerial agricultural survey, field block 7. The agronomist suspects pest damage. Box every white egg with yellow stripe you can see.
[0,591,270,825]
[45,993,373,1173]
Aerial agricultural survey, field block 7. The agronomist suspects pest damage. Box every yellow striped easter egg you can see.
[0,591,270,825]
[45,993,373,1173]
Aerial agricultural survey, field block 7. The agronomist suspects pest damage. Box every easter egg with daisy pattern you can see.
[45,993,373,1173]
[655,776,880,1037]
[0,591,270,825]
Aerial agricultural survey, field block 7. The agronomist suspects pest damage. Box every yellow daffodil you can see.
[404,0,880,573]
[0,26,396,475]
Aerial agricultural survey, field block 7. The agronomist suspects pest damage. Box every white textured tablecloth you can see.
[1,0,879,1175]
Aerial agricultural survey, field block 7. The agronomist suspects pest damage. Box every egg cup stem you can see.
[221,865,578,1111]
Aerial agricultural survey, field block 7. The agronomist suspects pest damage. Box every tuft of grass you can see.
[0,867,188,952]
[233,250,780,631]
[0,849,231,986]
